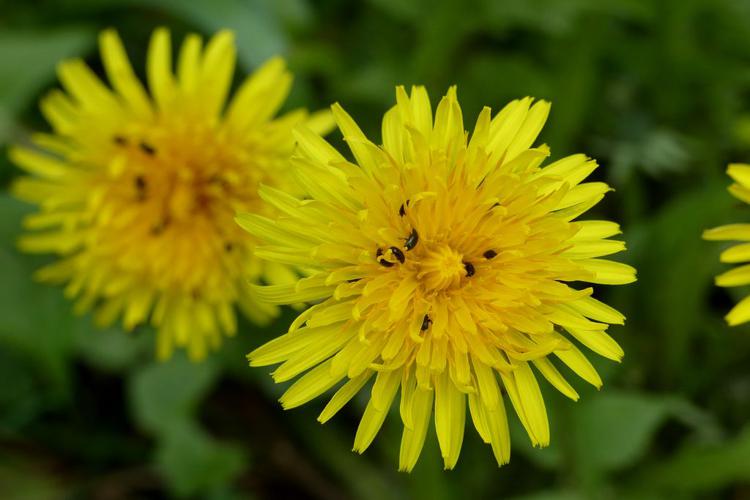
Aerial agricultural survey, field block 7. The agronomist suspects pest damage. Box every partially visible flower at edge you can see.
[10,27,333,360]
[240,86,637,471]
[703,163,750,325]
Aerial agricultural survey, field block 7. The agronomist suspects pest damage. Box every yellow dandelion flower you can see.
[703,163,750,325]
[10,28,332,360]
[242,86,636,471]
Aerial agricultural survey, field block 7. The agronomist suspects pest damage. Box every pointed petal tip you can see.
[495,455,511,467]
[330,101,343,112]
[246,352,267,367]
[279,399,292,410]
[213,28,235,40]
[351,444,366,455]
[725,313,748,327]
[99,27,118,43]
[56,57,81,75]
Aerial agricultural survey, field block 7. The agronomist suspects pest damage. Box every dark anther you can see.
[390,246,405,264]
[421,314,432,331]
[135,175,147,200]
[150,217,171,236]
[347,278,361,283]
[490,202,500,209]
[113,135,127,146]
[139,142,156,155]
[483,249,497,259]
[225,242,234,252]
[398,199,410,217]
[376,248,394,267]
[404,229,419,251]
[464,262,475,277]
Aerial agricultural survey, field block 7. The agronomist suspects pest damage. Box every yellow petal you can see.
[471,356,501,409]
[532,358,579,401]
[318,371,373,423]
[146,27,175,110]
[280,360,343,409]
[199,30,236,117]
[727,163,750,187]
[505,99,550,161]
[226,56,292,132]
[568,295,625,325]
[573,220,621,240]
[512,362,549,447]
[398,387,433,472]
[176,33,202,94]
[721,242,750,263]
[577,259,637,285]
[434,371,466,469]
[565,327,624,362]
[726,294,750,326]
[99,29,152,118]
[9,147,69,179]
[703,224,750,241]
[332,102,380,175]
[353,370,400,453]
[716,264,750,287]
[554,341,602,388]
[57,58,119,112]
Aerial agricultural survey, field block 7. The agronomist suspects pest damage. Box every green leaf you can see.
[624,181,737,383]
[128,0,287,66]
[0,28,94,123]
[129,355,243,495]
[632,426,750,494]
[74,321,150,373]
[0,348,43,429]
[156,419,247,498]
[128,354,219,435]
[511,387,714,481]
[571,392,674,472]
[0,195,78,400]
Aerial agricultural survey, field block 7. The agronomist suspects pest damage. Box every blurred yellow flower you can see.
[703,163,750,326]
[243,86,636,471]
[10,28,331,360]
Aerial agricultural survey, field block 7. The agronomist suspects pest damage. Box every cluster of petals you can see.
[244,86,635,470]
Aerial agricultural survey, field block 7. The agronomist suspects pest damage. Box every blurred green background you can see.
[1,0,750,498]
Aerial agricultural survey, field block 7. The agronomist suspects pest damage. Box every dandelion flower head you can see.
[243,86,636,470]
[10,28,331,359]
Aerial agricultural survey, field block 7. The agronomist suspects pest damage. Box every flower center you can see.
[108,127,262,235]
[416,244,466,291]
[89,126,265,295]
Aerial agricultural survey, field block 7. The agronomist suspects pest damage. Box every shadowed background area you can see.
[1,0,750,498]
